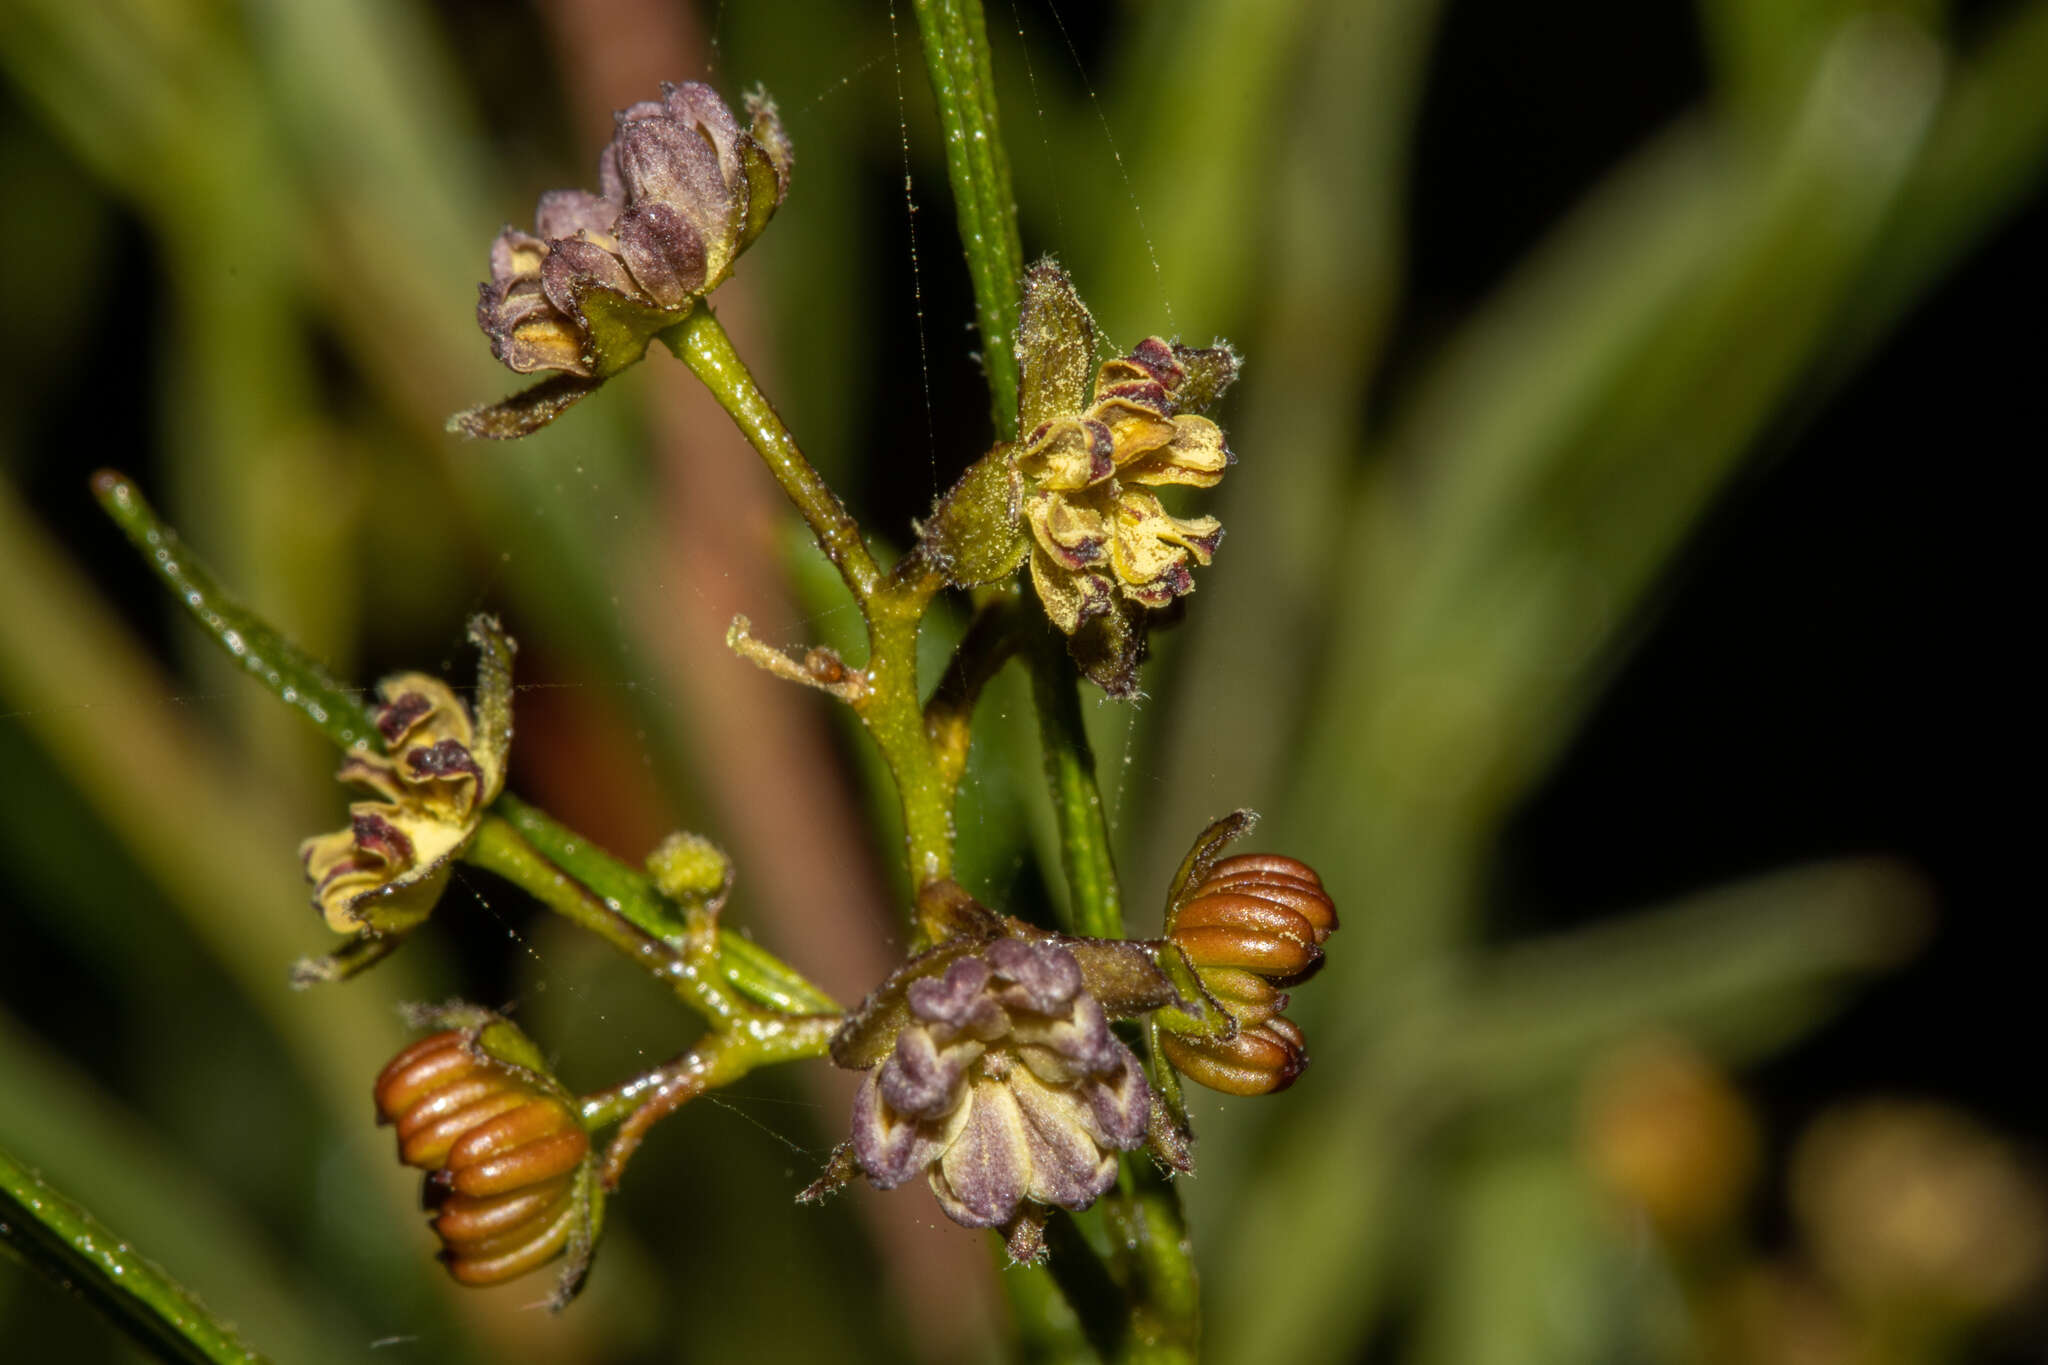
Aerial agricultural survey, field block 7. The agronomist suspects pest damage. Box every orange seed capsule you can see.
[371,1025,592,1289]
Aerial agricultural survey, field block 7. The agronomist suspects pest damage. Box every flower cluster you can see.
[373,1008,601,1302]
[847,936,1150,1257]
[299,616,513,946]
[1010,262,1240,695]
[457,81,792,438]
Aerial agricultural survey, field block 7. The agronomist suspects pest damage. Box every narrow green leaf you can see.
[90,470,382,754]
[0,1145,270,1365]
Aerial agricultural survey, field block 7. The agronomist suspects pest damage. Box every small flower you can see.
[845,937,1150,1255]
[299,617,513,944]
[373,1006,603,1303]
[1156,817,1336,1096]
[1010,261,1240,696]
[454,82,793,439]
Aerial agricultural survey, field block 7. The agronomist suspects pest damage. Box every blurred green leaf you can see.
[1,1143,271,1365]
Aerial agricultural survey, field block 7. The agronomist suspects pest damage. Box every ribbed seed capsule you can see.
[1163,849,1336,1095]
[1160,1016,1308,1097]
[373,1030,590,1287]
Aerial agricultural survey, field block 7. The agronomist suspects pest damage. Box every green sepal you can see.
[288,930,402,989]
[735,136,784,253]
[919,443,1028,587]
[829,934,998,1070]
[577,284,683,379]
[1054,934,1184,1019]
[1162,808,1259,934]
[1166,340,1242,415]
[399,1001,562,1094]
[467,614,517,770]
[447,375,602,440]
[1015,260,1099,435]
[91,470,382,753]
[1146,942,1237,1042]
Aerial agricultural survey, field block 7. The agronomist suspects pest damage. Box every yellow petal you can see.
[1121,415,1231,489]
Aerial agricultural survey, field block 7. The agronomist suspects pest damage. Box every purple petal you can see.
[905,956,993,1028]
[851,1071,941,1190]
[1010,1073,1118,1210]
[534,189,619,241]
[350,811,414,867]
[986,939,1082,1015]
[931,1081,1030,1228]
[539,238,638,319]
[375,691,437,745]
[877,1025,970,1122]
[615,201,708,307]
[487,228,547,287]
[612,116,726,222]
[661,81,742,167]
[1083,1048,1152,1151]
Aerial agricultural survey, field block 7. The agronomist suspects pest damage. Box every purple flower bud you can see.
[463,82,794,439]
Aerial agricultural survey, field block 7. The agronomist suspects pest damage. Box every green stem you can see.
[668,311,958,901]
[910,0,1026,436]
[0,1144,269,1365]
[472,801,841,1018]
[867,555,961,903]
[926,592,1033,791]
[667,310,880,601]
[1027,628,1123,939]
[1101,1161,1201,1362]
[90,469,381,754]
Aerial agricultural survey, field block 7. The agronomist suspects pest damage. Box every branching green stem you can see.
[469,802,841,1020]
[669,309,961,907]
[467,806,840,1188]
[588,1018,837,1187]
[1,1144,269,1365]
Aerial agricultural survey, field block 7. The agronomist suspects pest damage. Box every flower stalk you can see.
[667,306,962,908]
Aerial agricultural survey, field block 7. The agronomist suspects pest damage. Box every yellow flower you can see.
[1011,262,1240,696]
[300,617,513,940]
